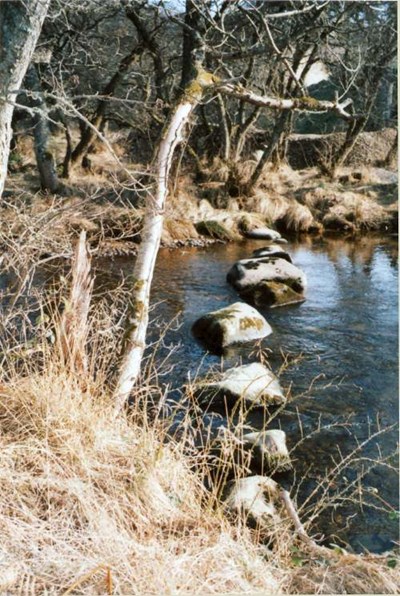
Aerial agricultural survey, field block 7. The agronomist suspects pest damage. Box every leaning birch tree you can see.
[113,65,218,413]
[0,0,51,200]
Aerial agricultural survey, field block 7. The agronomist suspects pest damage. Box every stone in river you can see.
[223,475,281,529]
[244,227,282,241]
[252,244,292,263]
[242,429,292,472]
[227,257,307,293]
[192,302,272,350]
[194,362,285,408]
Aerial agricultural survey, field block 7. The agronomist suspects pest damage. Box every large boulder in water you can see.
[192,302,272,350]
[194,362,285,408]
[240,280,305,308]
[227,257,307,293]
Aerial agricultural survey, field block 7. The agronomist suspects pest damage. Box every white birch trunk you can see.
[113,73,212,413]
[0,0,50,199]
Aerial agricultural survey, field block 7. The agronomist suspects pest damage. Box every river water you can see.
[95,235,398,554]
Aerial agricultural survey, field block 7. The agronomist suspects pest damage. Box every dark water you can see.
[95,235,399,554]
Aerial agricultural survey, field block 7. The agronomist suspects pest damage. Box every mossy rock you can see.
[195,219,235,241]
[227,257,307,294]
[192,302,272,350]
[242,430,292,473]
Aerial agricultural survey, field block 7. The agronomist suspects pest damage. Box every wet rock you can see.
[242,430,292,472]
[227,257,307,294]
[240,281,305,308]
[192,302,272,350]
[252,244,292,263]
[244,227,282,241]
[194,362,285,408]
[223,475,281,528]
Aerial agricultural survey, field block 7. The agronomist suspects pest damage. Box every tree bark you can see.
[25,65,59,193]
[217,93,231,162]
[0,0,50,199]
[125,5,165,101]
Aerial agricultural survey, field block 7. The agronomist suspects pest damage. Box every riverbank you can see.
[2,153,397,265]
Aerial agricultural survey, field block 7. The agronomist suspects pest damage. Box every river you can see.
[94,234,398,554]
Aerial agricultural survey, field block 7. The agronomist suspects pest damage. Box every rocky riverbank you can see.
[1,157,397,267]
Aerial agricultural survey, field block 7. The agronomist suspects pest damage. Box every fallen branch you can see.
[279,488,332,556]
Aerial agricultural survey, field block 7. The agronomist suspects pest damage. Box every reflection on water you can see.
[95,235,399,554]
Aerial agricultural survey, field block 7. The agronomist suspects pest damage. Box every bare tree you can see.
[0,0,51,199]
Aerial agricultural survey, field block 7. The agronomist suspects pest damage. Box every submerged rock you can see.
[227,257,307,294]
[240,281,305,308]
[242,430,292,472]
[244,227,282,241]
[223,475,281,528]
[252,245,292,263]
[194,362,286,408]
[192,302,272,350]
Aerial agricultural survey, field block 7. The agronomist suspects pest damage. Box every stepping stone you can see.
[242,430,292,472]
[194,362,285,408]
[252,245,292,263]
[223,475,281,528]
[192,302,272,350]
[227,257,307,293]
[240,281,305,308]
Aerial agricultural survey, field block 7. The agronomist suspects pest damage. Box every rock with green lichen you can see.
[195,219,236,241]
[227,257,307,294]
[240,281,305,308]
[194,362,285,408]
[192,303,272,350]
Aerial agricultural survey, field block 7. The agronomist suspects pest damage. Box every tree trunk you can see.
[113,68,216,413]
[180,0,206,88]
[246,113,290,193]
[125,6,165,101]
[217,94,231,161]
[0,0,50,199]
[25,65,59,193]
[70,45,141,168]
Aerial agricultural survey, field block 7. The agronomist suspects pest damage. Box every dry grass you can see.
[0,356,283,594]
[303,188,391,232]
[286,552,400,594]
